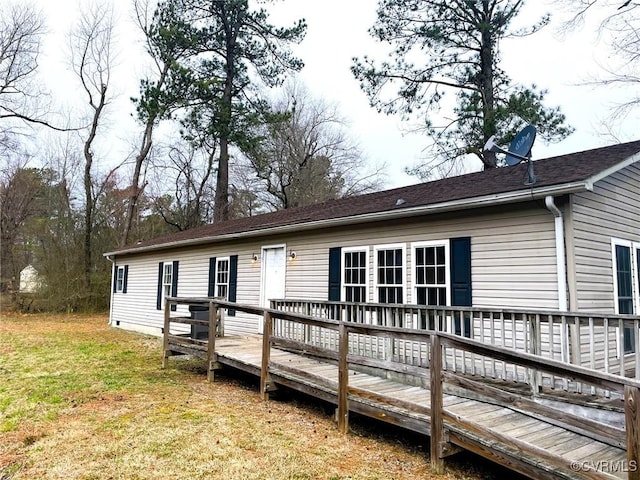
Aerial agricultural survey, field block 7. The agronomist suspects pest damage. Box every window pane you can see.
[428,288,437,305]
[426,267,435,284]
[116,267,124,291]
[616,245,634,314]
[387,268,402,285]
[426,248,435,265]
[436,246,445,265]
[378,267,386,284]
[163,263,172,286]
[344,250,367,303]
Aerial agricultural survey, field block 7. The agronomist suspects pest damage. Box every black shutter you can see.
[450,237,472,338]
[170,260,179,311]
[156,262,163,310]
[228,255,238,316]
[328,247,342,301]
[123,265,129,294]
[450,237,472,306]
[113,264,118,293]
[208,257,216,297]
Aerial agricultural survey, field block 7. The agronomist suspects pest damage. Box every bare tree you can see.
[121,0,190,246]
[562,1,640,117]
[150,133,217,231]
[0,156,43,291]
[69,2,116,290]
[243,82,386,210]
[0,1,72,150]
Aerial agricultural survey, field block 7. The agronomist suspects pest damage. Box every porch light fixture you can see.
[251,253,259,263]
[288,250,297,260]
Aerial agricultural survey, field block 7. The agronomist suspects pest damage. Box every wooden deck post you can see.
[206,300,217,383]
[527,314,541,396]
[430,333,444,475]
[161,298,171,368]
[260,311,273,401]
[337,321,349,434]
[625,386,640,480]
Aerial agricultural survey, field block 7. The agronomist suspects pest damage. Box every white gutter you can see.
[105,181,591,257]
[105,255,115,325]
[545,196,568,311]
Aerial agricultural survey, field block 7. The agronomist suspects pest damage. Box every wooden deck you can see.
[209,334,628,480]
[162,298,640,480]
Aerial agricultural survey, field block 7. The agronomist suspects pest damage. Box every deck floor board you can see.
[176,335,630,480]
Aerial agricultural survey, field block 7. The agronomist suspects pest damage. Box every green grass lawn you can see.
[0,313,506,480]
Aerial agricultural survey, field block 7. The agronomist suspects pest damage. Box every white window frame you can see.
[162,262,173,301]
[612,238,639,315]
[341,246,369,303]
[411,240,451,307]
[216,257,230,300]
[373,243,406,304]
[611,238,640,357]
[115,266,125,293]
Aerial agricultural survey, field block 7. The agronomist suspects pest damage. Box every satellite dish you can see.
[483,124,538,186]
[505,125,537,166]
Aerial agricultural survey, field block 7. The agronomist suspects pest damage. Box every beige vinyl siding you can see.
[110,201,560,336]
[112,244,265,336]
[571,163,640,314]
[569,164,640,374]
[284,203,558,310]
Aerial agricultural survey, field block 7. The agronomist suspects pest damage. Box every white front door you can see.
[260,245,286,332]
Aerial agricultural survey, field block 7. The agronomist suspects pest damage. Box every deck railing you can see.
[271,298,640,394]
[162,296,640,478]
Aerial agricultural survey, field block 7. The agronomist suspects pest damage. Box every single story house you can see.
[105,140,640,346]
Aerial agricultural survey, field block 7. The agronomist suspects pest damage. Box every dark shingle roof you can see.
[107,140,640,255]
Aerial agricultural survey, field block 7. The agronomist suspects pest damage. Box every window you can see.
[612,239,640,354]
[216,258,230,299]
[207,256,238,316]
[374,245,405,303]
[116,266,125,292]
[163,263,173,300]
[414,242,449,307]
[343,248,368,302]
[412,239,471,336]
[157,261,179,310]
[113,265,128,294]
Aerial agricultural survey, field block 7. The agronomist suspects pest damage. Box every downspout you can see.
[106,255,115,325]
[545,196,568,311]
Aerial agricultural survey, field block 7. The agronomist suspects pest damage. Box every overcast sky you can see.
[34,0,638,188]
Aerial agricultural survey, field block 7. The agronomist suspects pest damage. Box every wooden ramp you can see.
[161,298,640,480]
[210,335,628,480]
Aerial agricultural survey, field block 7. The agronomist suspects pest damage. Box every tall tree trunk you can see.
[121,121,153,246]
[214,6,241,223]
[214,137,230,222]
[480,4,497,169]
[83,84,107,290]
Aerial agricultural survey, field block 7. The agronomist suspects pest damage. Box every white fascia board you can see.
[104,181,589,257]
[585,152,640,187]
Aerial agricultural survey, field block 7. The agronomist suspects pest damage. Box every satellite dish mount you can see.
[483,125,537,185]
